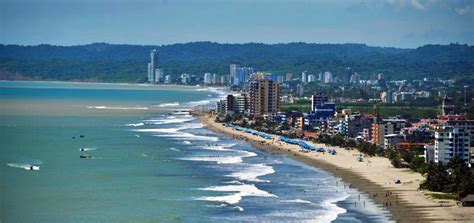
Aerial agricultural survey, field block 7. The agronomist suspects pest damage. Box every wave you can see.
[125,123,144,127]
[183,141,192,145]
[154,132,218,142]
[182,150,256,164]
[227,163,275,182]
[197,184,276,205]
[170,147,181,152]
[187,99,212,107]
[199,143,236,151]
[87,106,149,110]
[155,102,180,108]
[281,199,313,204]
[144,116,193,125]
[7,163,40,171]
[312,195,349,223]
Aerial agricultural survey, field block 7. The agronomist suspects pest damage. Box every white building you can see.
[301,71,308,83]
[434,126,471,165]
[323,71,333,83]
[155,68,163,83]
[307,74,315,83]
[204,73,212,85]
[164,75,172,84]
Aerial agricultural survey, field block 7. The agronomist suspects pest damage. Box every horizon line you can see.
[1,41,472,49]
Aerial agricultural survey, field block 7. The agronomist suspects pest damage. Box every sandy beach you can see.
[194,112,474,222]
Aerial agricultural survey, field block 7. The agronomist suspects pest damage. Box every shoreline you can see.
[193,112,474,222]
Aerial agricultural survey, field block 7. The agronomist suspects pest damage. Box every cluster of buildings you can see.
[216,78,281,117]
[216,86,473,167]
[147,49,164,83]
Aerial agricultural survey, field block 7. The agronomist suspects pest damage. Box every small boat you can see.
[27,165,40,171]
[80,154,93,159]
[79,148,85,151]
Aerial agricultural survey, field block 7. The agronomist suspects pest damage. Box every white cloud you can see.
[455,5,473,15]
[410,0,426,10]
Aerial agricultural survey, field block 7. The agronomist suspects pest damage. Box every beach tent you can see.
[356,155,364,162]
[258,132,273,139]
[317,147,325,152]
[328,149,337,155]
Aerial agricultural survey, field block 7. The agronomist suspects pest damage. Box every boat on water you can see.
[80,154,93,159]
[26,165,40,171]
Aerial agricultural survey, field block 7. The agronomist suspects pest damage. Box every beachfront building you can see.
[345,114,375,138]
[248,79,281,117]
[437,115,474,144]
[384,134,403,150]
[204,73,213,85]
[147,49,159,83]
[372,118,407,148]
[424,144,435,163]
[434,125,471,165]
[215,100,227,115]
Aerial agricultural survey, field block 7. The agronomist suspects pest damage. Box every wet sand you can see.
[194,112,474,222]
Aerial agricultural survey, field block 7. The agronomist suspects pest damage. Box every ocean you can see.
[0,81,393,222]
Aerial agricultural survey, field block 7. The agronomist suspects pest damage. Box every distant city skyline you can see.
[1,0,473,48]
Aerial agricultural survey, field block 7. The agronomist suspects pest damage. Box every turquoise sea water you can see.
[0,81,393,222]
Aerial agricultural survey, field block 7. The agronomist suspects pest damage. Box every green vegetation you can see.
[426,193,458,200]
[281,101,439,120]
[1,42,473,82]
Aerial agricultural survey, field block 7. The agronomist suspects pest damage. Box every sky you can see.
[0,0,473,48]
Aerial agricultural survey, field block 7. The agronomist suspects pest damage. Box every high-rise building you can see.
[343,67,353,84]
[229,63,239,85]
[301,71,308,83]
[318,72,323,81]
[211,73,217,85]
[442,95,455,115]
[308,74,315,83]
[148,49,159,83]
[155,68,163,83]
[277,75,284,84]
[147,63,152,82]
[297,84,304,97]
[204,73,212,85]
[350,72,360,84]
[434,126,471,165]
[248,79,281,116]
[230,64,253,86]
[323,71,333,83]
[371,118,407,147]
[311,92,328,109]
[286,72,293,82]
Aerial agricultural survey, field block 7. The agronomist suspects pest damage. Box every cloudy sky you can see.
[1,0,472,48]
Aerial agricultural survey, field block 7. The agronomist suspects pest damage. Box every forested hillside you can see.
[0,42,472,83]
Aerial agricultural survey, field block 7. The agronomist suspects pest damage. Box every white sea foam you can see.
[197,184,276,205]
[144,116,193,125]
[182,150,256,164]
[155,133,219,141]
[234,206,244,212]
[87,106,149,110]
[125,123,144,127]
[183,141,192,145]
[134,128,181,133]
[312,195,349,223]
[155,102,180,108]
[7,163,40,171]
[227,163,275,182]
[199,143,236,151]
[169,147,181,152]
[282,199,313,204]
[187,99,212,106]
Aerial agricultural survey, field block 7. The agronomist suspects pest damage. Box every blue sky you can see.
[1,0,472,48]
